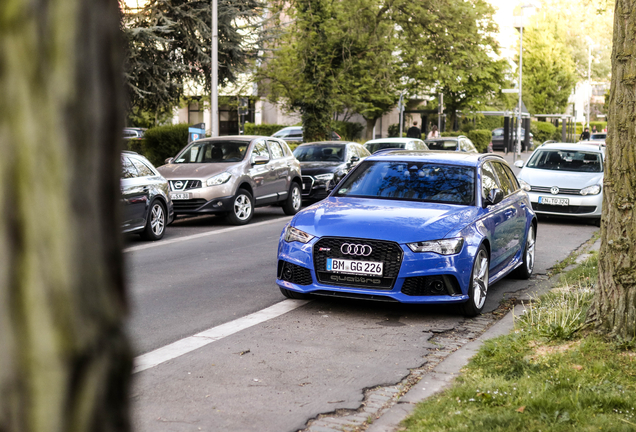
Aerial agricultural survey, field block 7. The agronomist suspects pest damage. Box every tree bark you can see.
[588,0,636,338]
[0,0,131,431]
[365,117,377,140]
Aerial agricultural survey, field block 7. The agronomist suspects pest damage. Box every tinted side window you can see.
[252,140,270,158]
[131,158,154,177]
[492,162,514,195]
[288,129,303,138]
[357,144,371,157]
[502,164,519,191]
[481,162,499,201]
[269,140,284,159]
[348,145,359,158]
[122,157,138,179]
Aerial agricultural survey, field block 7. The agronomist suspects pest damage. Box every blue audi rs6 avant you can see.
[276,150,537,316]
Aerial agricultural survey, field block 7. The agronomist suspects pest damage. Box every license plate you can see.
[539,196,569,206]
[170,192,190,200]
[327,258,383,276]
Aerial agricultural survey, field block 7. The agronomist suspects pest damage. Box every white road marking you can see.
[132,299,309,374]
[124,217,292,252]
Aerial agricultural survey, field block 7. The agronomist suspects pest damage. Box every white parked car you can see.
[363,137,429,153]
[514,143,604,225]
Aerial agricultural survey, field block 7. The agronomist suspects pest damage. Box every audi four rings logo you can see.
[340,243,373,256]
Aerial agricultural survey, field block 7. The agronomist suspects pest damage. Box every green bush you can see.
[142,123,190,167]
[243,122,287,136]
[333,120,364,141]
[123,138,146,155]
[387,123,406,138]
[467,129,491,153]
[531,121,557,144]
[440,131,462,137]
[474,115,503,131]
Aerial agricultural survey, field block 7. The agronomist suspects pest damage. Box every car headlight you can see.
[206,172,231,186]
[314,173,335,181]
[407,238,464,255]
[518,179,531,192]
[580,184,601,196]
[284,226,315,244]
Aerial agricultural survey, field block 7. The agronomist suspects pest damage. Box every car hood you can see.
[292,197,480,243]
[518,168,603,189]
[299,162,344,176]
[157,163,236,180]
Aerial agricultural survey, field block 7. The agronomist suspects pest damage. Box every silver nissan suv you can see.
[157,136,303,225]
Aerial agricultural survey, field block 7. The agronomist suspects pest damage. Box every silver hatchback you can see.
[157,136,303,225]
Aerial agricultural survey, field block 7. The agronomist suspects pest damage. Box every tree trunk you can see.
[365,117,377,140]
[588,0,636,338]
[0,1,131,431]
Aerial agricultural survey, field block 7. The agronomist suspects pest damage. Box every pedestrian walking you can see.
[580,127,590,141]
[406,122,421,139]
[592,125,598,133]
[427,125,439,139]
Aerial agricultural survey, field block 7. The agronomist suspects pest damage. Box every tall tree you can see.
[121,0,266,123]
[519,22,577,114]
[587,0,636,338]
[0,0,131,431]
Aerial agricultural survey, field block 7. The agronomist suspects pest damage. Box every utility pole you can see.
[398,91,405,137]
[211,0,219,137]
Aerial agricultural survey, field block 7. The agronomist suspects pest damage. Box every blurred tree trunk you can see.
[588,0,636,338]
[0,0,131,431]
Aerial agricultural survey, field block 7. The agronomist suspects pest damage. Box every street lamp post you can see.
[211,0,219,137]
[516,4,534,159]
[587,44,592,129]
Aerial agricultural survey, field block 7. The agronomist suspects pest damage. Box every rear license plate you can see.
[327,258,383,276]
[539,196,569,206]
[170,192,190,200]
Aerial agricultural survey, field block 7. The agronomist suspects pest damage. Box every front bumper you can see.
[301,176,330,202]
[171,195,235,214]
[526,191,602,219]
[276,236,474,304]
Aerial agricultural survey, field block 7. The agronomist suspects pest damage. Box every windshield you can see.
[365,142,406,153]
[335,161,475,205]
[425,140,457,151]
[174,140,249,163]
[526,149,603,172]
[293,145,346,162]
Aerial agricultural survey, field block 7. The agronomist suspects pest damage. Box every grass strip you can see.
[401,253,636,431]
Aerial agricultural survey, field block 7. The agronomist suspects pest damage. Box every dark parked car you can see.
[425,136,478,153]
[123,127,147,140]
[491,127,533,151]
[121,151,174,240]
[272,126,341,143]
[293,142,371,202]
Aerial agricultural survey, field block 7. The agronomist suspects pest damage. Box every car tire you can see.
[514,223,536,279]
[279,287,310,300]
[461,245,489,317]
[282,182,302,215]
[140,200,166,241]
[226,188,254,225]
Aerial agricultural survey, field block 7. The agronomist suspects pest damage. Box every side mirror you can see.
[514,160,525,168]
[252,154,270,165]
[349,155,360,165]
[165,157,174,164]
[484,188,504,207]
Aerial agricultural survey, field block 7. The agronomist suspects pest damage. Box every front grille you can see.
[311,290,399,302]
[401,275,461,296]
[301,176,314,196]
[170,180,202,191]
[278,260,313,285]
[531,186,581,195]
[531,203,597,214]
[172,199,207,211]
[313,237,403,289]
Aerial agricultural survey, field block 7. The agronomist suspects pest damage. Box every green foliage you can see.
[387,123,406,138]
[475,115,504,131]
[243,122,287,136]
[121,0,266,122]
[333,121,364,141]
[467,130,492,153]
[441,131,463,138]
[520,21,577,114]
[123,138,146,155]
[142,124,190,167]
[531,121,557,144]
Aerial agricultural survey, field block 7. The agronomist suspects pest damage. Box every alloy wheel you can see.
[526,225,536,273]
[291,186,301,211]
[472,249,489,309]
[150,203,165,236]
[234,194,252,220]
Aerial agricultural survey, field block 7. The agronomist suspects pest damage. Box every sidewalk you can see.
[303,233,601,432]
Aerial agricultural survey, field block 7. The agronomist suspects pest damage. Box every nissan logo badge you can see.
[340,243,373,256]
[174,181,184,190]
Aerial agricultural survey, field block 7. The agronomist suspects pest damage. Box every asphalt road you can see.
[127,198,599,432]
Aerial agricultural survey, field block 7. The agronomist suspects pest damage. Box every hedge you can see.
[333,120,364,141]
[244,122,288,136]
[387,123,406,138]
[466,130,491,153]
[530,121,557,144]
[440,131,462,137]
[142,123,190,167]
